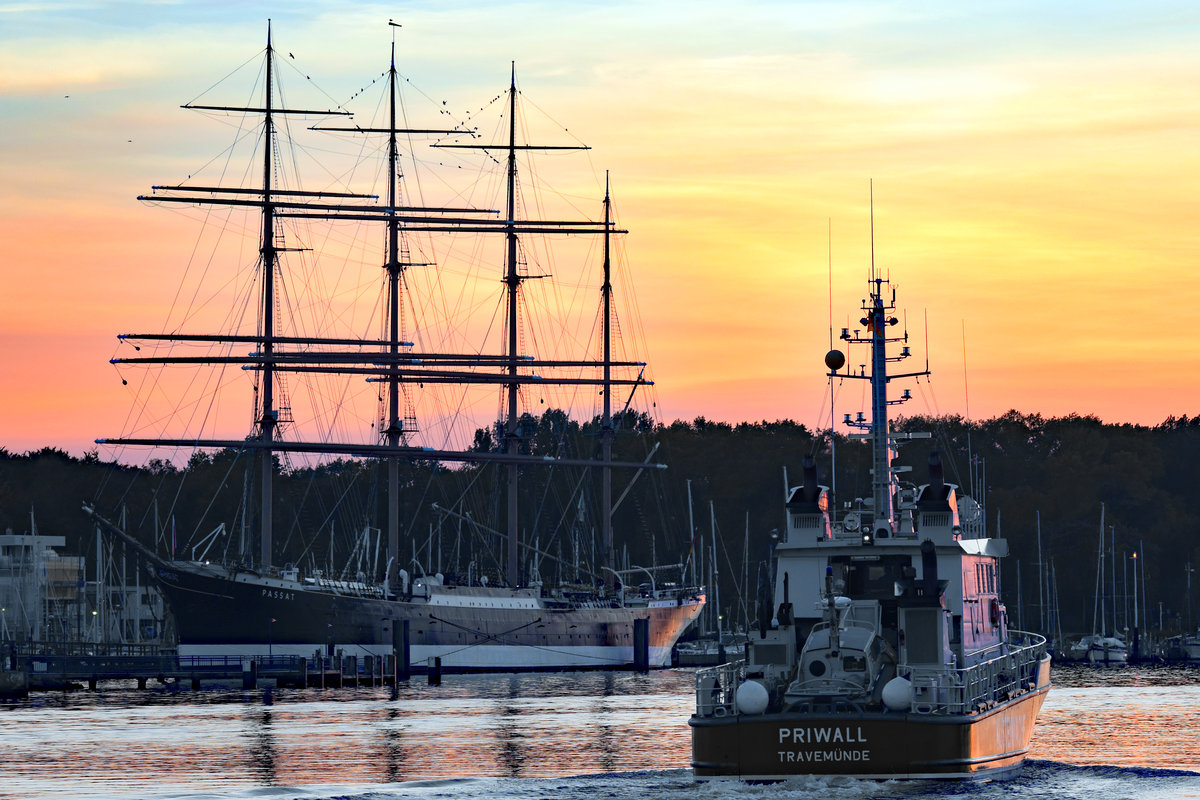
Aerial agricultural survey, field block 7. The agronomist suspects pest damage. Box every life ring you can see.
[989,599,1001,627]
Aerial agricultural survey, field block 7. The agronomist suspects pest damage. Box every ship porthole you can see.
[809,660,826,677]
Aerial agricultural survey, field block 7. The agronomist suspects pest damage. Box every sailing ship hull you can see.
[691,657,1050,780]
[153,562,704,670]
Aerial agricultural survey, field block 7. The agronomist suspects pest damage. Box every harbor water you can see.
[2,664,1198,800]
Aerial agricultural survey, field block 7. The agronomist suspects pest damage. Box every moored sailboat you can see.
[1068,505,1129,665]
[85,24,703,671]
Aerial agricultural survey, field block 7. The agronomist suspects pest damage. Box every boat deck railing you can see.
[694,659,745,717]
[905,630,1048,715]
[694,630,1048,719]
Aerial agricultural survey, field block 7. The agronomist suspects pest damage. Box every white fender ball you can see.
[882,676,913,711]
[735,680,770,715]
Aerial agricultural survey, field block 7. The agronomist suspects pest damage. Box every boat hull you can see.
[153,563,704,671]
[1086,646,1127,665]
[690,658,1050,780]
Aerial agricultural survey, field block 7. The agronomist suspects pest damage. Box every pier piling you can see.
[396,620,411,680]
[634,618,649,672]
[428,656,441,685]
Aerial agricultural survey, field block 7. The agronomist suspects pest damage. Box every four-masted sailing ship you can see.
[85,24,703,671]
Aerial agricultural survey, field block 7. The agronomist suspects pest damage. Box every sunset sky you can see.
[2,1,1198,460]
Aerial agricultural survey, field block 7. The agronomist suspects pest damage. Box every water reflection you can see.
[1051,662,1200,688]
[591,695,617,773]
[245,707,276,785]
[5,666,1200,799]
[380,706,407,783]
[494,709,525,777]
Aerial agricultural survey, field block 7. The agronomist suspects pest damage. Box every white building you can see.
[1,516,169,647]
[0,531,84,641]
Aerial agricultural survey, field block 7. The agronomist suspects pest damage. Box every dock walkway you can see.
[4,642,407,691]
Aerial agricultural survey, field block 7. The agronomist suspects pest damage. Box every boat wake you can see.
[12,761,1200,800]
[108,762,1200,800]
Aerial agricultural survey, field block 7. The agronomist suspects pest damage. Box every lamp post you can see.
[1131,552,1139,660]
[1187,562,1195,633]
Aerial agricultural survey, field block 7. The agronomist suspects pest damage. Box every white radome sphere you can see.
[882,676,913,711]
[735,680,770,715]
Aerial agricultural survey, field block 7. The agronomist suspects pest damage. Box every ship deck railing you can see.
[694,630,1047,719]
[904,630,1048,715]
[303,577,387,598]
[694,659,745,717]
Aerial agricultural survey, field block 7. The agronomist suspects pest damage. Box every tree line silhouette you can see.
[2,409,1198,640]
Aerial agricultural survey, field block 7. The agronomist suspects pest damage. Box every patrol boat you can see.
[690,264,1051,779]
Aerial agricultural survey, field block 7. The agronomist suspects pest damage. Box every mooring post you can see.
[395,619,410,681]
[634,617,649,672]
[428,656,441,686]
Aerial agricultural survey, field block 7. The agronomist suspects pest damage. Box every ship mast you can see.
[861,184,892,529]
[309,26,487,592]
[601,174,615,584]
[867,275,894,528]
[831,185,930,539]
[386,38,402,591]
[257,22,278,569]
[504,63,521,588]
[491,64,597,588]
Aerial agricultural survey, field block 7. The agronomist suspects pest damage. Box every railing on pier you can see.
[1,646,407,690]
[8,640,173,658]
